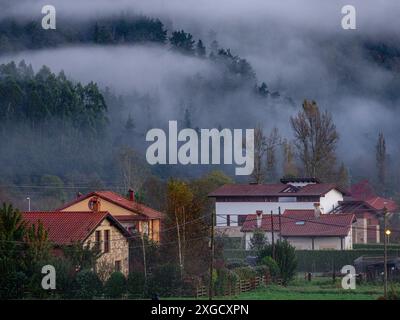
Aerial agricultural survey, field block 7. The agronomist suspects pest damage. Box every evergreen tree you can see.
[169,30,195,54]
[196,39,206,57]
[125,114,135,132]
[258,82,270,97]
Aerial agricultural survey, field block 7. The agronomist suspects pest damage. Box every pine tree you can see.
[196,39,206,57]
[169,30,195,54]
[258,82,269,97]
[125,114,135,132]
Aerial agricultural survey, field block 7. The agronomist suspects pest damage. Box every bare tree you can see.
[337,162,349,190]
[282,139,298,178]
[290,100,338,181]
[117,146,149,194]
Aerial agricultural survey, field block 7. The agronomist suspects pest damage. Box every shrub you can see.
[254,265,269,277]
[260,256,280,278]
[214,268,240,296]
[226,260,247,270]
[75,269,103,299]
[0,270,27,299]
[127,271,146,297]
[49,257,77,299]
[387,285,400,300]
[258,240,297,285]
[233,266,257,280]
[147,264,182,297]
[249,229,269,252]
[104,272,126,298]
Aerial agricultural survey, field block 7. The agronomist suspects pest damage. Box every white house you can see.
[241,208,356,250]
[208,178,348,237]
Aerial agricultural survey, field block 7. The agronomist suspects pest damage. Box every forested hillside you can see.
[1,9,400,210]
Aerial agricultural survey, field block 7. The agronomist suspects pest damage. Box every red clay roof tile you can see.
[22,211,129,245]
[241,210,355,237]
[57,191,163,219]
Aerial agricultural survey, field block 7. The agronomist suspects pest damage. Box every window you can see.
[95,230,101,251]
[104,230,110,253]
[238,215,248,226]
[142,221,149,235]
[115,260,121,272]
[278,197,297,202]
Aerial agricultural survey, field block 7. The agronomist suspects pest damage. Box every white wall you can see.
[216,189,343,228]
[216,201,314,227]
[320,189,344,214]
[244,231,353,250]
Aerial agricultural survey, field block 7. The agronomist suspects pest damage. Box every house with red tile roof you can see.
[349,179,397,212]
[331,180,398,244]
[208,177,348,237]
[57,189,163,242]
[22,211,131,276]
[241,208,356,250]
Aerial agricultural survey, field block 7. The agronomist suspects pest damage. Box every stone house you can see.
[22,211,131,277]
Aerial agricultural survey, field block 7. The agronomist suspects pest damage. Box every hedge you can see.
[353,243,400,250]
[219,237,245,250]
[296,250,400,272]
[224,249,400,273]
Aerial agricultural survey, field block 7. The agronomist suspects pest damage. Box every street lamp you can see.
[385,229,391,244]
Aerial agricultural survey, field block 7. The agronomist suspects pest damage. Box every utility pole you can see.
[209,209,215,300]
[271,210,275,259]
[278,207,282,241]
[383,206,388,299]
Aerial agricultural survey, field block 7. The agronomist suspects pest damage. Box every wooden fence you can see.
[195,275,272,298]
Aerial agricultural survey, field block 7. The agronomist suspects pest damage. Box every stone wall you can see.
[85,219,129,277]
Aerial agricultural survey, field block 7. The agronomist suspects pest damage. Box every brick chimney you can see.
[128,189,135,202]
[313,203,321,218]
[256,210,263,228]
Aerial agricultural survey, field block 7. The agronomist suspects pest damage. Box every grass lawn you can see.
[165,277,399,300]
[223,277,398,300]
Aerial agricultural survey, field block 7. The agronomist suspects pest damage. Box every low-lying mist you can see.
[1,0,400,189]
